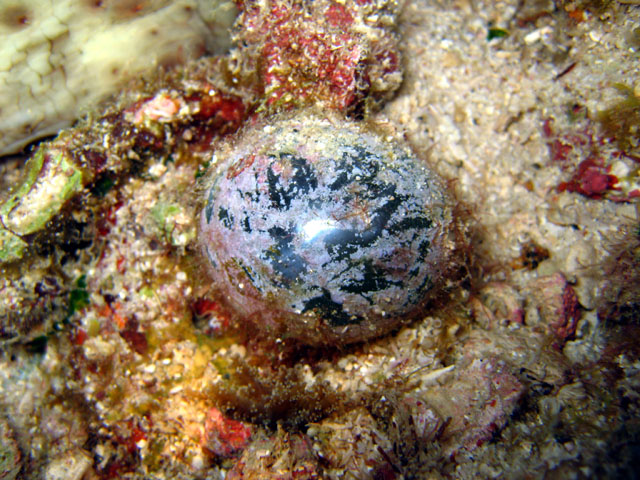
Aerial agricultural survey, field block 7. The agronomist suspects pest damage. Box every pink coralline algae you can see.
[199,111,455,345]
[429,357,525,456]
[230,0,402,112]
[527,272,581,348]
[203,407,253,458]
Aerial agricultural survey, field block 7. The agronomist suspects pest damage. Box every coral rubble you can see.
[0,0,639,478]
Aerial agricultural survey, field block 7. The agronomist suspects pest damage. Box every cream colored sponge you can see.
[0,0,236,156]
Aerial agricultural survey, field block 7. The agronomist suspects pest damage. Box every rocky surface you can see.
[0,0,638,479]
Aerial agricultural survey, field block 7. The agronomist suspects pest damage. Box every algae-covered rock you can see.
[0,148,84,263]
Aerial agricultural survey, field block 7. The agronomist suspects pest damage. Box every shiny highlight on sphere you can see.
[200,112,455,345]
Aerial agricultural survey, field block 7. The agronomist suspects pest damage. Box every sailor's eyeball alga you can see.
[199,112,455,345]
